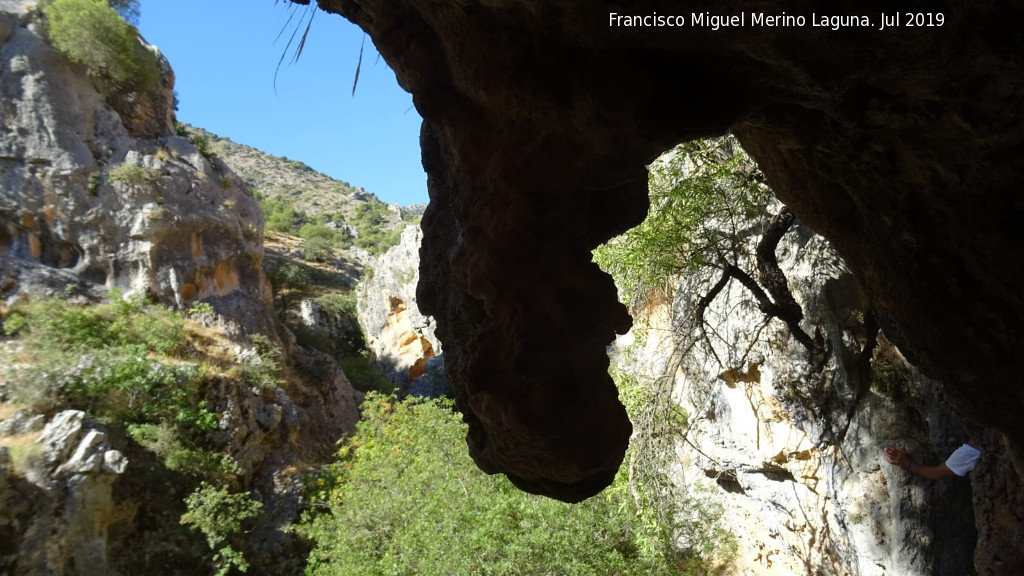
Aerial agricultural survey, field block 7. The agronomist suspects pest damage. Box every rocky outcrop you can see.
[0,5,361,573]
[309,0,1024,520]
[0,410,128,576]
[616,212,977,575]
[0,4,274,339]
[357,225,441,389]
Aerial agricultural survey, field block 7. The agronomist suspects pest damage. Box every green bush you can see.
[42,0,161,90]
[109,163,160,189]
[300,393,731,576]
[238,334,284,390]
[351,202,403,256]
[337,355,394,395]
[314,291,357,319]
[181,482,263,576]
[3,294,219,471]
[260,197,308,234]
[303,236,334,263]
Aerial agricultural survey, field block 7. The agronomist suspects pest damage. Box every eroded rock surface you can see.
[0,410,128,576]
[311,0,1024,524]
[356,226,440,388]
[0,6,274,338]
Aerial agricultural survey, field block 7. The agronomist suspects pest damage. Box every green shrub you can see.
[303,236,334,263]
[300,393,731,576]
[3,294,218,467]
[109,163,160,188]
[351,202,403,256]
[337,355,393,394]
[314,291,357,319]
[181,482,263,576]
[42,0,161,90]
[239,333,283,390]
[260,197,308,234]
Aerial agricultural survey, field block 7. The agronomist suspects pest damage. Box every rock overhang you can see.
[304,0,1024,503]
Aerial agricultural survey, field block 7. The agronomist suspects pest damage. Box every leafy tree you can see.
[594,136,830,369]
[181,483,263,576]
[300,393,732,576]
[303,236,334,263]
[594,137,771,312]
[42,0,160,90]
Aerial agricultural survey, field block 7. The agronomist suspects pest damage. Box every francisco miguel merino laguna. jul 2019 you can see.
[608,11,946,31]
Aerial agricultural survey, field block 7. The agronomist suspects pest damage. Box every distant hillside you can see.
[183,124,416,219]
[181,124,417,258]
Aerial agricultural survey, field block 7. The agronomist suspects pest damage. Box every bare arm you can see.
[884,446,956,480]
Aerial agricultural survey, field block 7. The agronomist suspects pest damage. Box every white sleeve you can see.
[945,444,982,476]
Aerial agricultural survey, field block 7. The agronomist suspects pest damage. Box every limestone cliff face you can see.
[0,5,359,573]
[617,214,977,575]
[357,225,441,389]
[0,410,127,576]
[0,5,274,339]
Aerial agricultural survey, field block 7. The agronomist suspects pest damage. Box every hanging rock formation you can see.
[309,0,1024,532]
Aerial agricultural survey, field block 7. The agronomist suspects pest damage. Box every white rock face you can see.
[615,213,976,576]
[357,225,441,388]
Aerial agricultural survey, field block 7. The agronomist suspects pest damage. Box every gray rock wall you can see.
[0,7,274,339]
[0,410,127,576]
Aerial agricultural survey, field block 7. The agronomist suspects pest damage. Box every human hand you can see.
[884,446,910,468]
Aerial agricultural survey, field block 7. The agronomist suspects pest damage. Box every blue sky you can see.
[138,1,427,206]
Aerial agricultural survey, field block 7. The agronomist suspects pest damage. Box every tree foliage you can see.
[300,393,733,576]
[181,482,263,576]
[42,0,160,90]
[593,137,771,312]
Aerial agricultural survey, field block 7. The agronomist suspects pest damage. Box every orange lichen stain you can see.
[388,296,406,314]
[181,282,198,301]
[213,261,239,294]
[27,232,41,259]
[191,233,203,259]
[790,449,814,461]
[720,362,763,387]
[42,205,57,227]
[407,337,436,380]
[397,330,419,348]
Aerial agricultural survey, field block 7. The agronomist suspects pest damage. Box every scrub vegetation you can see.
[40,0,160,90]
[299,392,734,576]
